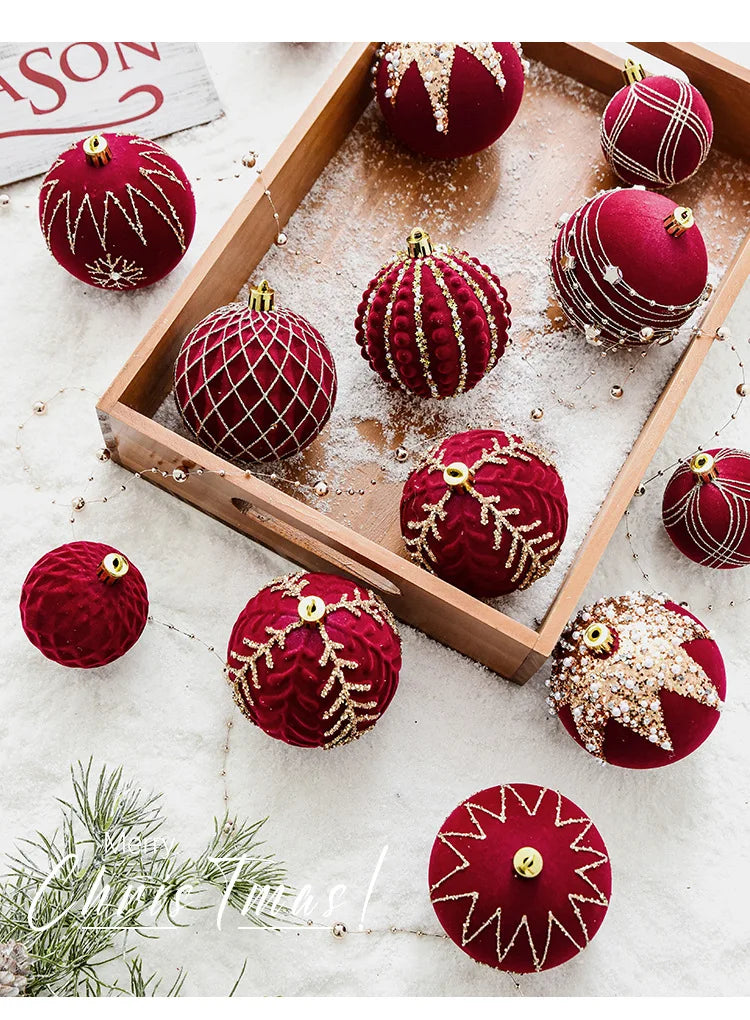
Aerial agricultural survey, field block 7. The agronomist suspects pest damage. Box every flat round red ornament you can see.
[400,429,567,598]
[225,572,401,748]
[374,42,526,159]
[548,592,725,768]
[19,541,149,669]
[429,784,611,973]
[174,282,337,463]
[601,65,713,188]
[662,448,750,569]
[39,132,195,290]
[550,188,709,349]
[355,228,511,399]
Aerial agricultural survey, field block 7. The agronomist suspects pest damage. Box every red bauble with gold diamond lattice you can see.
[374,42,526,159]
[225,571,402,749]
[355,229,511,399]
[429,784,611,973]
[39,132,195,290]
[400,429,567,598]
[174,282,337,464]
[662,448,750,569]
[548,592,725,769]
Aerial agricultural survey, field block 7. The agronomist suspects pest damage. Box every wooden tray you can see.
[98,42,750,684]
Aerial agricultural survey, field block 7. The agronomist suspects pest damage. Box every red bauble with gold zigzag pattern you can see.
[225,572,402,749]
[39,132,195,290]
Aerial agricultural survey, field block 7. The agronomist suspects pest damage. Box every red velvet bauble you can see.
[601,75,713,188]
[19,542,149,669]
[548,592,725,769]
[355,230,511,399]
[400,429,567,598]
[662,448,750,569]
[174,293,337,463]
[551,188,709,349]
[374,42,526,159]
[225,571,401,748]
[429,784,611,973]
[39,132,195,290]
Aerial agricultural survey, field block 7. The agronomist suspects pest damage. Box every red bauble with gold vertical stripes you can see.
[355,229,511,399]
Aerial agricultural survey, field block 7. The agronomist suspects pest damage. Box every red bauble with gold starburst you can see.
[400,429,567,598]
[225,571,402,749]
[548,592,725,769]
[374,42,526,159]
[39,132,195,290]
[429,784,612,973]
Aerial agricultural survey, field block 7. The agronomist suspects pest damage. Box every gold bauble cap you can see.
[83,133,112,167]
[664,206,694,238]
[442,462,471,488]
[690,452,719,483]
[513,847,543,878]
[97,552,129,584]
[407,227,433,258]
[583,621,615,656]
[248,280,275,311]
[297,595,326,623]
[622,57,646,85]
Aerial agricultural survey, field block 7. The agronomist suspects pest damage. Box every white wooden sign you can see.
[0,42,223,186]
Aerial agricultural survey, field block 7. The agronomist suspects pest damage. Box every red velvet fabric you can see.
[39,133,195,290]
[375,43,525,159]
[400,430,568,597]
[19,542,149,669]
[662,447,750,569]
[601,76,713,188]
[174,302,337,464]
[226,572,401,748]
[355,247,511,398]
[429,784,611,973]
[556,601,726,769]
[551,188,708,348]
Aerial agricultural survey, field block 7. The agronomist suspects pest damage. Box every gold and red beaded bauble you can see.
[400,429,568,598]
[429,784,611,973]
[39,132,195,290]
[547,592,726,769]
[550,188,710,350]
[600,63,713,189]
[225,571,402,749]
[662,448,750,569]
[373,42,526,159]
[355,228,511,399]
[174,282,337,464]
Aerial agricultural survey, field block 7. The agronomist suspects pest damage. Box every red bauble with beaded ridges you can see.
[374,42,526,160]
[601,75,713,189]
[225,572,402,749]
[19,542,149,669]
[429,784,611,973]
[662,448,750,569]
[355,232,511,399]
[39,132,195,290]
[174,292,337,464]
[550,188,709,349]
[400,429,567,598]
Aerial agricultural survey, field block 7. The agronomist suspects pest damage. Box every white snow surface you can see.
[1,42,749,997]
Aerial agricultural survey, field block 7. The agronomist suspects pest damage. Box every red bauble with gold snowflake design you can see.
[174,281,337,463]
[39,132,195,290]
[400,429,568,598]
[225,572,402,749]
[662,448,750,569]
[374,42,526,159]
[355,229,511,399]
[429,784,611,973]
[548,592,725,769]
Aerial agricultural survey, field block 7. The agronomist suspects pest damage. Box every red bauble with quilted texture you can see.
[374,42,526,159]
[355,229,511,399]
[429,784,611,973]
[19,542,149,669]
[225,571,401,749]
[662,448,750,569]
[551,188,709,349]
[548,592,725,769]
[400,429,567,598]
[601,74,713,188]
[39,132,195,290]
[174,284,337,463]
